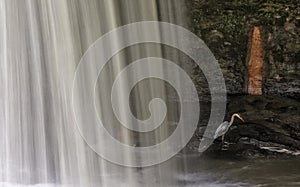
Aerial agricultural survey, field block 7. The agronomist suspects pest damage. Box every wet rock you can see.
[208,30,224,42]
[284,22,296,32]
[188,0,300,100]
[192,95,300,159]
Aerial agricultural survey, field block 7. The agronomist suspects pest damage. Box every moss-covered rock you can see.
[187,0,300,98]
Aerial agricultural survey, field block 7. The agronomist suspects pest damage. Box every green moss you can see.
[187,0,300,94]
[188,0,299,35]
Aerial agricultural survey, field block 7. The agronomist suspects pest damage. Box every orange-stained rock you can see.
[248,27,263,95]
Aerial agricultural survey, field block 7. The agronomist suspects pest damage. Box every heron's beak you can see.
[238,116,245,122]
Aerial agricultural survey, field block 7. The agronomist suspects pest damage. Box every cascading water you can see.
[0,0,194,186]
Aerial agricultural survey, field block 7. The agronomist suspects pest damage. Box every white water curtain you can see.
[0,0,189,186]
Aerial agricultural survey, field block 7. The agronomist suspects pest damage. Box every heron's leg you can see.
[222,135,225,144]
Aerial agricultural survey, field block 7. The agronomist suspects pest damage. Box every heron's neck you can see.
[229,114,238,126]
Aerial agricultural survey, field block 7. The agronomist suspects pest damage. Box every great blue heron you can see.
[214,113,245,144]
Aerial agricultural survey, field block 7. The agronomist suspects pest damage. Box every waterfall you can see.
[0,0,191,186]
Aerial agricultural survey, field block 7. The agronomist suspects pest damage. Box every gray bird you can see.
[214,113,245,144]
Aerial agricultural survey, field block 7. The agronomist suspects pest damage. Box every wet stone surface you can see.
[191,95,300,159]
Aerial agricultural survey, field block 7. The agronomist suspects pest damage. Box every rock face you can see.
[187,0,300,99]
[227,95,300,147]
[195,95,300,158]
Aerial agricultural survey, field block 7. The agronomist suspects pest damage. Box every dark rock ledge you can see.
[190,95,300,159]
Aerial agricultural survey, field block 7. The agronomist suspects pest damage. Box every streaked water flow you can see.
[0,0,189,186]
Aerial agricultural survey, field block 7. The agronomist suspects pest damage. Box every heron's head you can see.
[233,113,245,122]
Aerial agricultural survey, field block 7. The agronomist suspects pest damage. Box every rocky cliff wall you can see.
[187,0,300,99]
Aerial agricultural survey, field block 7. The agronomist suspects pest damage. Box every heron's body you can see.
[214,121,229,139]
[214,114,244,144]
